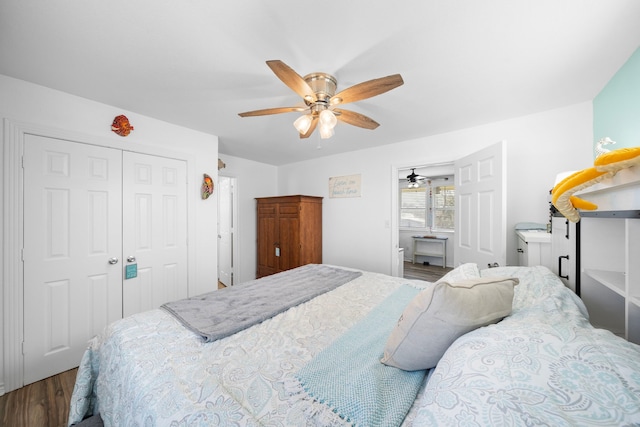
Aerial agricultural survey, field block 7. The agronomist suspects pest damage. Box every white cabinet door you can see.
[517,235,528,266]
[550,216,576,291]
[122,152,188,317]
[454,141,506,268]
[23,135,123,385]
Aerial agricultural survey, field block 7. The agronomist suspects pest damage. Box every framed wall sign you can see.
[329,174,361,198]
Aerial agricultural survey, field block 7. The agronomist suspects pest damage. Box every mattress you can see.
[68,264,640,426]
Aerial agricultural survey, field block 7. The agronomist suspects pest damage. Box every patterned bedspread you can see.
[68,265,640,426]
[404,266,640,426]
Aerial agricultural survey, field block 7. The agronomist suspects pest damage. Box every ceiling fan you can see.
[238,60,404,139]
[406,168,426,188]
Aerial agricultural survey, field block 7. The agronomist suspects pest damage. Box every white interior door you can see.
[122,152,188,317]
[454,141,506,268]
[217,176,234,286]
[23,135,123,385]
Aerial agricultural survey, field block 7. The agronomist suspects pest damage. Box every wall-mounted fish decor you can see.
[201,174,214,199]
[111,115,134,137]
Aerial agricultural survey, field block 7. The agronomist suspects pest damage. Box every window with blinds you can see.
[400,187,427,228]
[400,179,455,230]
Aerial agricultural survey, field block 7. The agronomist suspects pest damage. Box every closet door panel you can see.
[23,135,123,385]
[122,152,188,317]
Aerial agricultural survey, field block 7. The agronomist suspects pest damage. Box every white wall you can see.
[0,74,595,393]
[217,154,278,284]
[278,102,594,274]
[0,75,219,393]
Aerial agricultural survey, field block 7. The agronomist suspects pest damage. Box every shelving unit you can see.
[580,213,640,343]
[583,269,625,297]
[412,236,447,268]
[574,164,640,344]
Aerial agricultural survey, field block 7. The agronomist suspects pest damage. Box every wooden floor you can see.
[0,368,78,427]
[403,260,452,282]
[1,264,449,426]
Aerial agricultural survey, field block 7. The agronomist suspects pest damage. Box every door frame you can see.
[390,160,455,277]
[1,119,198,393]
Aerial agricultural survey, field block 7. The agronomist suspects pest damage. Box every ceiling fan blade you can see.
[331,74,404,106]
[266,60,317,102]
[299,116,318,139]
[238,106,306,117]
[334,108,379,130]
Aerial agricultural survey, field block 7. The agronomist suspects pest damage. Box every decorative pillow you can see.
[381,276,518,371]
[434,263,480,284]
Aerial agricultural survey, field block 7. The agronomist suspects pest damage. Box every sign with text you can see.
[329,174,361,198]
[125,263,138,279]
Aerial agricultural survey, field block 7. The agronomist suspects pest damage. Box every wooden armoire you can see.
[256,195,323,278]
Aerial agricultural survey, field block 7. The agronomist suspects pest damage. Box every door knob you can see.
[108,257,119,265]
[127,256,136,263]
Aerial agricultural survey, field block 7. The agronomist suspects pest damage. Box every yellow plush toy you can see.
[551,146,640,222]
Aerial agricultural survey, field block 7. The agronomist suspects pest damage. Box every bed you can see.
[68,263,640,426]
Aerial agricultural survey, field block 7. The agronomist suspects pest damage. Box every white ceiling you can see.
[1,1,639,166]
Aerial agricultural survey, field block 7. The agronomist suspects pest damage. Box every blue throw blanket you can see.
[162,264,362,342]
[290,284,427,427]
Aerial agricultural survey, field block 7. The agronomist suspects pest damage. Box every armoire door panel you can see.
[257,215,277,275]
[278,217,300,271]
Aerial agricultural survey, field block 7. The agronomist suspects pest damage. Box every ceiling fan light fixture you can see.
[408,181,419,188]
[319,109,337,129]
[293,114,313,134]
[319,124,334,139]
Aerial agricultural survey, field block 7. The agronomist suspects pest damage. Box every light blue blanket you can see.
[292,284,427,427]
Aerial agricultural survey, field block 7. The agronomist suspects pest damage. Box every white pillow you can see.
[381,276,518,371]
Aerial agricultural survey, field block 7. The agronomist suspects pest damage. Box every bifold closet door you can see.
[23,135,123,385]
[121,152,188,317]
[22,138,188,385]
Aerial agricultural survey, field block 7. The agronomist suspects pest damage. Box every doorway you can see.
[390,141,507,277]
[217,176,238,287]
[396,163,455,278]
